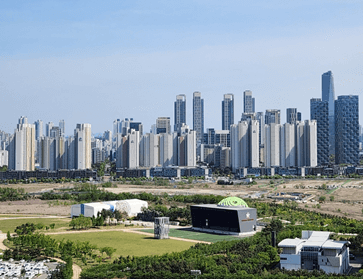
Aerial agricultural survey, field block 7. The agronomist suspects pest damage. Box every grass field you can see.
[50,231,194,258]
[0,218,70,233]
[141,228,239,243]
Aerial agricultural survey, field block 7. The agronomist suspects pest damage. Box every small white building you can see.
[71,199,148,218]
[279,231,350,274]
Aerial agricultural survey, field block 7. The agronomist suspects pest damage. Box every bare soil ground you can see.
[2,179,363,220]
[0,199,71,216]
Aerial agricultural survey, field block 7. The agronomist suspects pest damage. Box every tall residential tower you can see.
[193,91,204,158]
[222,94,234,130]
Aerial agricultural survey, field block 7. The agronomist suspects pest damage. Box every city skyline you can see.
[1,1,363,135]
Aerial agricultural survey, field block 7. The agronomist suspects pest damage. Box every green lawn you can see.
[0,218,70,233]
[141,228,239,243]
[50,231,194,258]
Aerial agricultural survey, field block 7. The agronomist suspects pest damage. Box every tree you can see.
[329,196,334,202]
[319,196,326,203]
[101,246,116,258]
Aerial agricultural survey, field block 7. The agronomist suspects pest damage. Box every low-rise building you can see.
[279,231,350,274]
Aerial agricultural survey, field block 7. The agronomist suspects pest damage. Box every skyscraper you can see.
[222,94,234,130]
[265,109,281,125]
[335,95,359,165]
[46,122,54,137]
[310,98,329,166]
[34,120,43,140]
[74,123,91,169]
[193,91,204,158]
[286,108,301,124]
[59,120,65,137]
[243,90,255,113]
[322,71,335,156]
[174,94,186,131]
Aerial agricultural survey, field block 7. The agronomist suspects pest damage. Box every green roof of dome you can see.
[218,197,248,207]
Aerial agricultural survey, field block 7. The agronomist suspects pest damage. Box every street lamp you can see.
[191,270,201,279]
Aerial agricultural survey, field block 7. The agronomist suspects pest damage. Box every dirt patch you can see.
[0,199,71,216]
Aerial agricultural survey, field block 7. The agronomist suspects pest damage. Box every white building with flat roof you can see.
[279,231,350,274]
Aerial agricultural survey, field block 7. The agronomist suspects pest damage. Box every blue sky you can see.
[1,0,363,135]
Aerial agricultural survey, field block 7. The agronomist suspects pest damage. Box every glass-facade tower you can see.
[322,71,335,156]
[243,90,255,113]
[174,94,186,132]
[335,95,359,165]
[310,98,329,166]
[222,94,234,130]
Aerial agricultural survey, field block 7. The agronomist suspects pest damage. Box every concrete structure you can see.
[177,129,196,167]
[222,94,234,130]
[193,91,204,158]
[335,95,359,165]
[191,197,257,235]
[71,199,148,218]
[154,217,170,239]
[174,94,186,132]
[322,71,336,156]
[243,90,255,113]
[310,98,329,166]
[279,231,349,274]
[265,109,281,125]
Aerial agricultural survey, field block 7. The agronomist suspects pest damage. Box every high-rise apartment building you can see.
[222,94,234,130]
[159,133,174,167]
[174,94,186,132]
[322,71,336,156]
[264,123,281,167]
[230,120,259,171]
[280,123,296,167]
[74,123,91,169]
[335,95,359,165]
[156,117,171,134]
[7,120,36,171]
[140,133,159,167]
[193,91,204,158]
[265,109,281,125]
[310,98,329,166]
[243,90,255,113]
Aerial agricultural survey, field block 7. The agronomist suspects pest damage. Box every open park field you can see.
[49,230,194,258]
[0,217,70,233]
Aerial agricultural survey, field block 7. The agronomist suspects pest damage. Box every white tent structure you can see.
[71,199,148,218]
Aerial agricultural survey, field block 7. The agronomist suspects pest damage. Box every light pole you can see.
[191,270,201,279]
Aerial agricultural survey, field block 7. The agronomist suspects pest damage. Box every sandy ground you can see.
[0,199,71,216]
